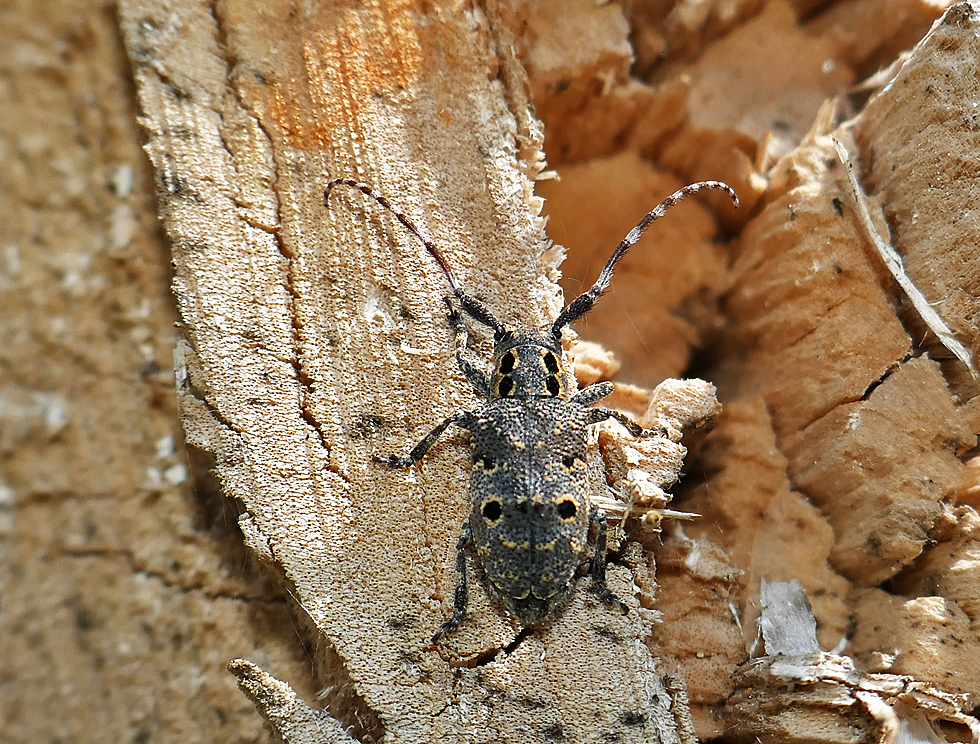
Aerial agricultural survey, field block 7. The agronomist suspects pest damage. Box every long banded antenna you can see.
[325,179,506,336]
[552,181,739,335]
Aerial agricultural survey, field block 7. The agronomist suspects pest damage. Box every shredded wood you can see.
[833,136,978,379]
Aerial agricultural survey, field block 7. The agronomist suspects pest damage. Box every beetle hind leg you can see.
[431,526,472,642]
[588,509,629,615]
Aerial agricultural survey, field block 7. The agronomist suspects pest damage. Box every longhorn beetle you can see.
[325,177,738,642]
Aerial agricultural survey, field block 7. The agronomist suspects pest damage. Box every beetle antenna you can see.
[325,179,506,336]
[551,181,738,335]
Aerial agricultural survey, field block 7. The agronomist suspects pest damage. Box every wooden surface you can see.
[2,0,978,742]
[120,0,707,742]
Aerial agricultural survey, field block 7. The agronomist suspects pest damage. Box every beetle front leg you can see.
[444,298,491,398]
[374,411,472,468]
[588,509,629,615]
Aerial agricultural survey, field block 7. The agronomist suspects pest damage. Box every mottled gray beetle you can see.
[325,178,738,641]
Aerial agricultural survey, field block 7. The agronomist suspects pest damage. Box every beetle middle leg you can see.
[585,406,667,438]
[374,410,474,468]
[574,384,667,438]
[570,381,614,407]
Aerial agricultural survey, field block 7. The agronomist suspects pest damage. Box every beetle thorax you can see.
[490,329,570,401]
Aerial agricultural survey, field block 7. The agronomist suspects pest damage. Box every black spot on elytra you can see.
[499,350,517,374]
[557,499,577,520]
[351,414,389,438]
[482,500,502,522]
[543,352,559,374]
[498,376,515,397]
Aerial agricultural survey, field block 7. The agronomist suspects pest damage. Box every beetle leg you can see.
[374,411,473,468]
[586,407,667,439]
[588,509,629,615]
[444,298,491,397]
[570,381,613,407]
[432,526,472,642]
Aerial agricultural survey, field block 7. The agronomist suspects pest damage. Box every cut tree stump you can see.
[120,1,710,742]
[3,0,978,742]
